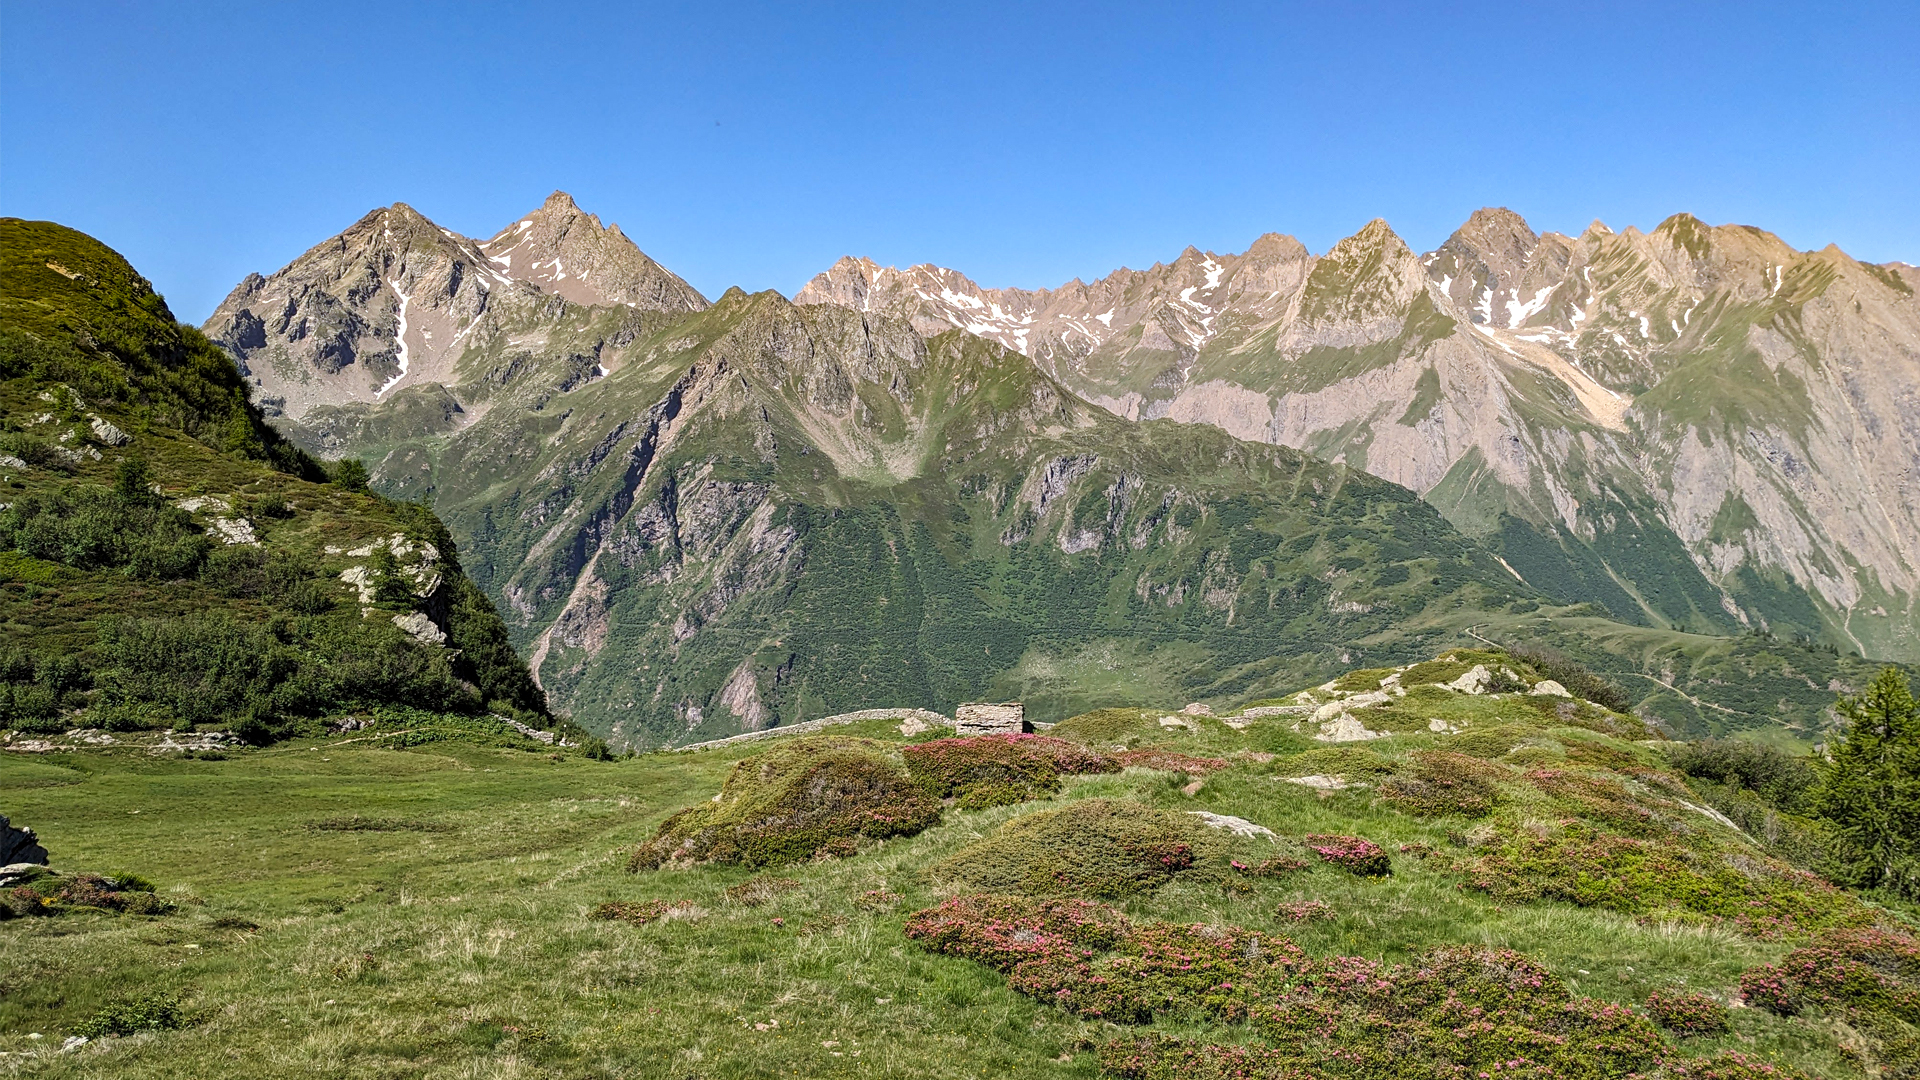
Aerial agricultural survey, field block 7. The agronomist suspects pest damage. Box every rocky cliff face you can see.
[796,211,1920,658]
[202,193,704,420]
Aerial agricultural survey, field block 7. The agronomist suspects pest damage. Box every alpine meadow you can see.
[5,11,1920,1075]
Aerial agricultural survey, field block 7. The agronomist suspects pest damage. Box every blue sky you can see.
[3,1,1914,321]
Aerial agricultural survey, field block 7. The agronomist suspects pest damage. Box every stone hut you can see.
[955,702,1028,736]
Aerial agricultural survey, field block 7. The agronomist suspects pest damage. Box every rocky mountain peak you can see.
[480,193,706,313]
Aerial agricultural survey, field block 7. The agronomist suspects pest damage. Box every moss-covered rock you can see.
[933,798,1226,898]
[628,736,939,869]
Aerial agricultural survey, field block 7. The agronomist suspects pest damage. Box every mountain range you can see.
[198,193,1920,745]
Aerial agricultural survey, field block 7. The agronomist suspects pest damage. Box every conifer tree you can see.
[1811,667,1920,897]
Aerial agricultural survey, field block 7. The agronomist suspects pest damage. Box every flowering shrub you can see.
[1645,988,1731,1036]
[1304,834,1390,876]
[1458,824,1870,937]
[913,894,1698,1078]
[1664,1050,1815,1079]
[628,737,940,870]
[1381,751,1506,818]
[1275,900,1335,922]
[1740,927,1920,1021]
[1526,768,1665,836]
[1114,749,1233,775]
[934,798,1225,898]
[904,733,1118,808]
[0,872,173,917]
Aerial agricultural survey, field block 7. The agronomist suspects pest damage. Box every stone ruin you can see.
[954,702,1028,736]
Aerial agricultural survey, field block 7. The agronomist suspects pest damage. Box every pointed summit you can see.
[480,193,706,312]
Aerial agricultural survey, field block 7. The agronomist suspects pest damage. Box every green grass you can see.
[0,688,1891,1078]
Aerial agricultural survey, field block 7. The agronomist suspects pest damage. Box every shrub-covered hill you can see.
[6,646,1915,1077]
[0,218,548,741]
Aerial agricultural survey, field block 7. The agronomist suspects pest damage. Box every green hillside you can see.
[0,219,548,742]
[5,647,1916,1077]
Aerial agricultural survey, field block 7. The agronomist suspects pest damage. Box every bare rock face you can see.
[203,194,704,421]
[1,814,50,866]
[477,191,708,313]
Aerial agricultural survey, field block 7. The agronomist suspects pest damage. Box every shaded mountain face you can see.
[202,192,705,421]
[797,212,1920,660]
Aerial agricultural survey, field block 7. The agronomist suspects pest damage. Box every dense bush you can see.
[92,612,477,736]
[1380,750,1505,818]
[1303,834,1391,876]
[909,893,1744,1079]
[903,733,1118,808]
[933,799,1223,898]
[1668,739,1817,812]
[0,480,209,578]
[1644,988,1732,1036]
[71,992,191,1038]
[628,737,940,870]
[1459,823,1871,937]
[1740,927,1920,1076]
[1506,644,1632,712]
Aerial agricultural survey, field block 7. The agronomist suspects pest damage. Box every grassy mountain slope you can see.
[0,219,547,740]
[4,647,1913,1077]
[283,283,1567,746]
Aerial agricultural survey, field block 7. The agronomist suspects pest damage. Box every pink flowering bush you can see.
[1645,988,1731,1036]
[905,893,1749,1078]
[904,733,1119,809]
[1275,900,1335,922]
[1740,927,1920,1021]
[1304,834,1391,877]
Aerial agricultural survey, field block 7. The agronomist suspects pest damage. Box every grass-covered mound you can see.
[904,732,1119,808]
[628,736,939,869]
[0,867,174,918]
[933,798,1229,897]
[909,892,1797,1079]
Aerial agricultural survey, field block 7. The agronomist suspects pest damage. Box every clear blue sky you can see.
[4,1,1914,322]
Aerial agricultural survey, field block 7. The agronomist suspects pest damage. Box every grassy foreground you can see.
[0,705,1885,1078]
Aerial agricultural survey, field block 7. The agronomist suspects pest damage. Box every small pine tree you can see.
[1811,667,1920,897]
[331,457,370,492]
[369,545,415,608]
[114,455,157,506]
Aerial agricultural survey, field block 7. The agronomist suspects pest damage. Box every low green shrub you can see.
[1645,988,1732,1036]
[1526,767,1666,836]
[1114,749,1233,775]
[1271,745,1393,780]
[933,799,1224,898]
[911,893,1717,1079]
[590,900,688,925]
[903,733,1117,809]
[1303,834,1390,876]
[72,992,190,1038]
[1506,644,1632,712]
[1380,750,1506,818]
[1459,823,1871,937]
[628,736,939,870]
